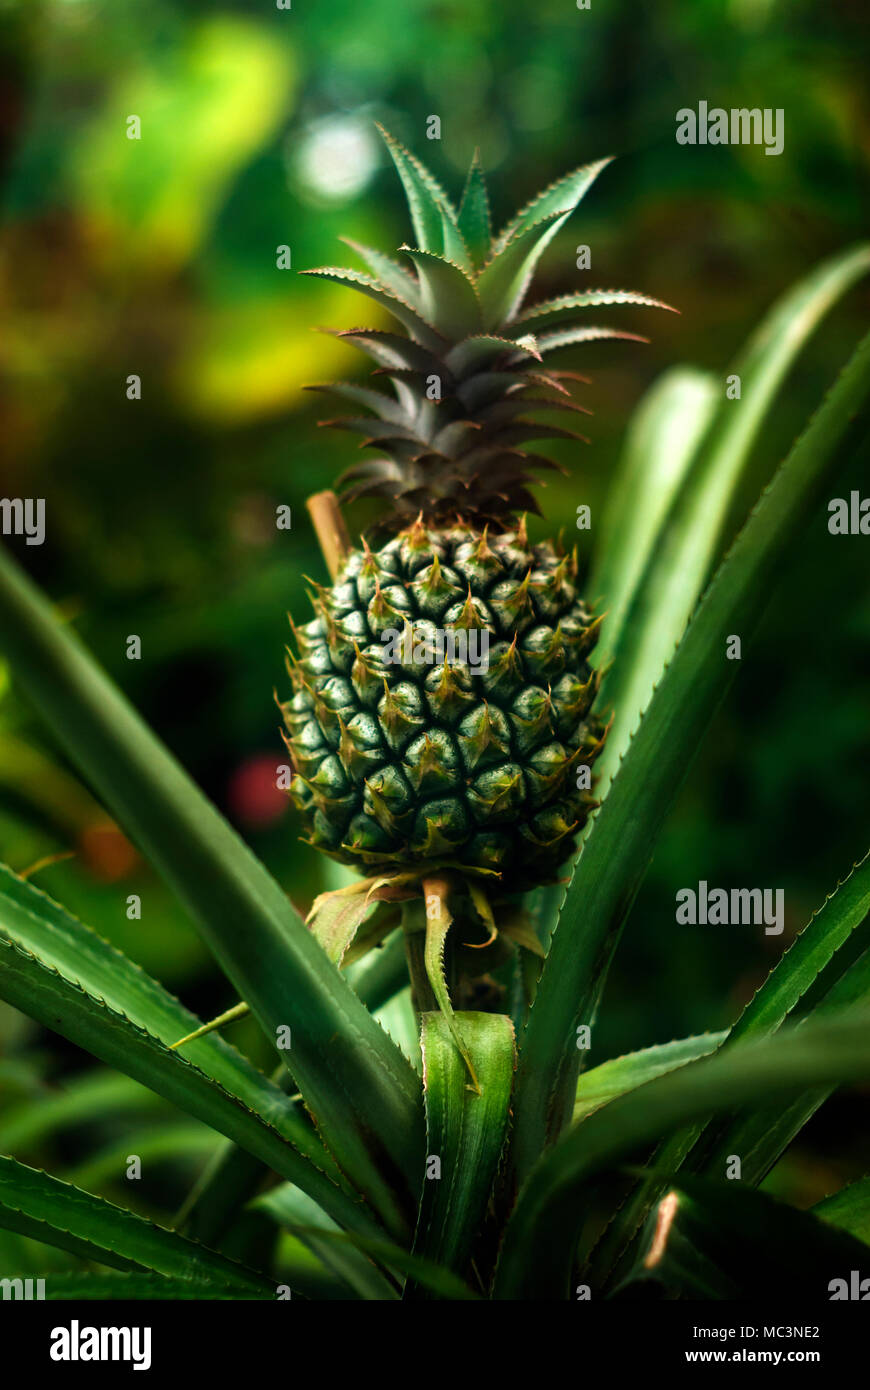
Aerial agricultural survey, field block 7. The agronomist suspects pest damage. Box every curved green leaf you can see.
[305,379,411,426]
[477,210,571,329]
[261,1185,478,1300]
[402,249,482,341]
[814,1176,870,1245]
[0,1155,271,1295]
[408,1011,515,1295]
[0,934,380,1242]
[511,327,870,1184]
[0,559,426,1238]
[254,1184,398,1300]
[300,266,444,350]
[589,849,870,1289]
[497,1011,870,1299]
[341,237,423,309]
[378,125,449,250]
[0,866,362,1204]
[337,328,439,375]
[515,288,676,328]
[622,1171,870,1300]
[573,1032,727,1124]
[457,150,492,267]
[696,939,870,1187]
[177,942,411,1249]
[535,325,648,354]
[494,158,612,252]
[38,1271,257,1299]
[599,244,870,783]
[591,367,718,672]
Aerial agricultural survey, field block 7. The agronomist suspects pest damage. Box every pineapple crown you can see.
[302,126,675,531]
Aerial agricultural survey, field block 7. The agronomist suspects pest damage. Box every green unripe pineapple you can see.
[283,128,670,897]
[284,518,605,890]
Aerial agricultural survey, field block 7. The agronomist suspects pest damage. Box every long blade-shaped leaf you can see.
[259,1187,478,1299]
[477,210,571,329]
[376,125,471,272]
[340,236,422,308]
[573,1032,727,1123]
[589,849,870,1288]
[254,1184,399,1299]
[494,158,612,251]
[177,942,410,1248]
[0,865,379,1226]
[598,244,870,783]
[300,266,444,350]
[408,1012,515,1295]
[590,368,718,670]
[497,1011,870,1299]
[0,936,380,1242]
[511,328,870,1184]
[697,938,870,1186]
[814,1176,870,1245]
[0,1155,270,1295]
[515,288,676,328]
[457,150,492,267]
[0,549,425,1237]
[36,1271,260,1299]
[403,249,482,341]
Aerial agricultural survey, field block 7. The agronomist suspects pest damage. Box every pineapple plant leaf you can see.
[257,1183,480,1299]
[376,124,465,264]
[591,365,719,681]
[588,848,870,1290]
[0,131,869,1303]
[457,149,492,266]
[496,1011,870,1300]
[0,1154,271,1295]
[620,1170,870,1300]
[407,1011,515,1292]
[0,539,425,1241]
[0,865,383,1240]
[812,1176,870,1244]
[693,930,870,1187]
[250,1184,401,1300]
[595,242,870,787]
[511,325,870,1184]
[572,1031,729,1124]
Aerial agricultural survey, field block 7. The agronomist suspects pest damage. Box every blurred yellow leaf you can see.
[175,286,386,424]
[70,17,295,274]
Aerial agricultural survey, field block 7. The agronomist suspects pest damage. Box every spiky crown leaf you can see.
[303,126,675,530]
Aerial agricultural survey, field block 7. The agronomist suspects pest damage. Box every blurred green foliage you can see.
[0,0,868,1233]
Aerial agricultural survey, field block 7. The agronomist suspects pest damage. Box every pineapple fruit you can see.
[283,129,670,904]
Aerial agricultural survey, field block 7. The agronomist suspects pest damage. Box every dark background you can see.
[1,0,868,1235]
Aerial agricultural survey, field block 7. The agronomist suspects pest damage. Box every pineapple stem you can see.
[401,898,438,1015]
[306,489,351,580]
